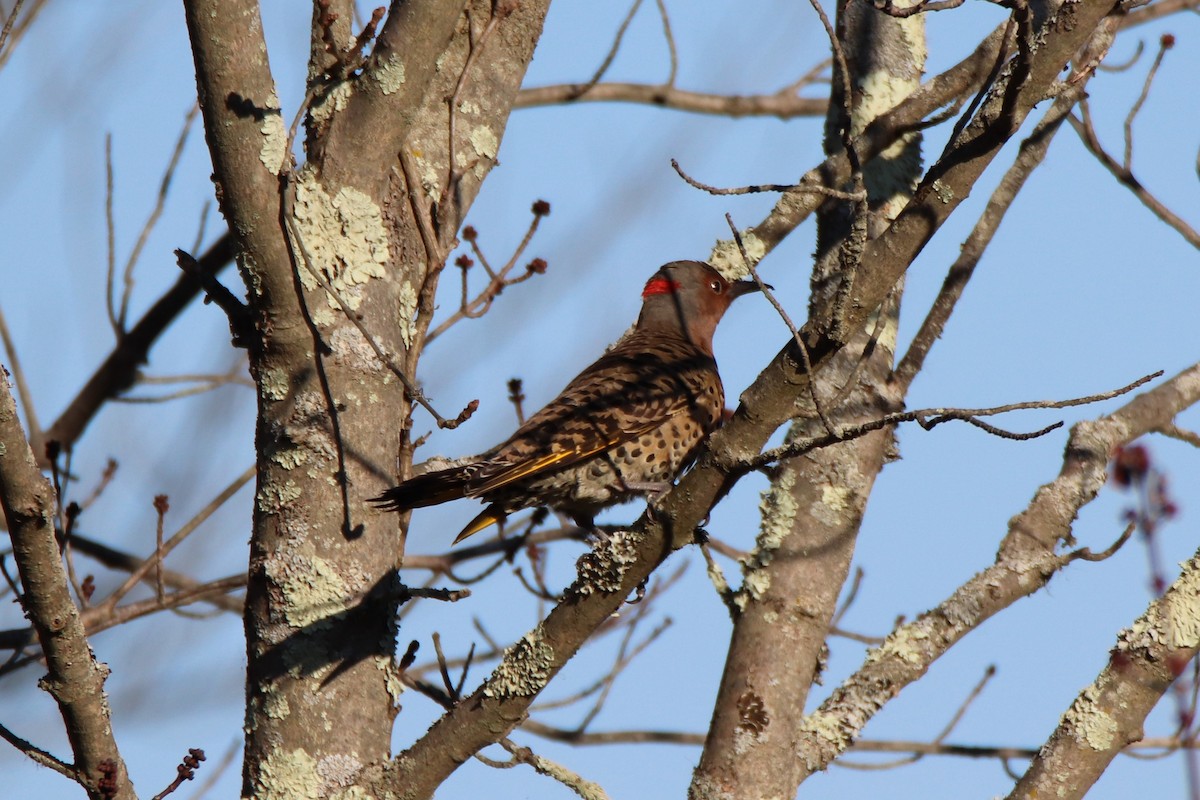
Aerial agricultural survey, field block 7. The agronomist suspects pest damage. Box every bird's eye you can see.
[709,279,724,294]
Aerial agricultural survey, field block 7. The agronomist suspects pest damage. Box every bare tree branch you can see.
[517,82,828,118]
[1069,100,1200,249]
[0,370,133,799]
[793,361,1200,779]
[1008,548,1200,799]
[895,84,1083,390]
[44,232,236,455]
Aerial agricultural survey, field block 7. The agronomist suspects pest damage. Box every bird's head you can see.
[638,260,763,351]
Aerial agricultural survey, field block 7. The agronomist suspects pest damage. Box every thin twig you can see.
[1068,108,1200,249]
[671,158,864,201]
[871,0,965,17]
[496,737,612,799]
[441,2,513,220]
[653,0,677,87]
[1070,521,1137,563]
[1099,39,1144,73]
[105,133,119,336]
[894,86,1083,390]
[830,566,865,629]
[118,106,200,332]
[568,0,645,100]
[0,0,30,61]
[840,665,997,770]
[1123,35,1171,172]
[153,495,168,603]
[149,748,205,800]
[426,203,550,343]
[45,234,237,454]
[725,213,836,434]
[1157,424,1200,449]
[97,467,254,613]
[173,248,253,346]
[515,81,828,118]
[735,372,1163,471]
[0,719,76,781]
[76,575,246,640]
[0,303,42,458]
[114,366,252,404]
[65,530,243,614]
[808,0,865,183]
[432,631,459,702]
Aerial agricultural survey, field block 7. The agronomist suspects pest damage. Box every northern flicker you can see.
[372,260,760,543]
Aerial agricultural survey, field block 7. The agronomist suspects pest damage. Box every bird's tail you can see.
[370,466,473,511]
[454,504,507,544]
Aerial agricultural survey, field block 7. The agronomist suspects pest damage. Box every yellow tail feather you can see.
[453,505,507,544]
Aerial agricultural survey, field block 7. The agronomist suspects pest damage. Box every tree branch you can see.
[1008,548,1200,799]
[44,232,236,455]
[516,81,828,118]
[182,0,294,331]
[792,361,1200,778]
[894,83,1083,390]
[0,370,133,799]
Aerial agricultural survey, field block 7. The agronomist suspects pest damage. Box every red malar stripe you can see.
[641,276,681,298]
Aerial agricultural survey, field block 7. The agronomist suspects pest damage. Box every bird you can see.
[372,260,761,544]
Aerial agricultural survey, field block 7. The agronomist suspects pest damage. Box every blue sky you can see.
[1,2,1198,798]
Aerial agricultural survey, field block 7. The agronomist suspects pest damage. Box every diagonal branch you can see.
[0,371,133,799]
[1008,547,1200,799]
[1068,109,1200,250]
[793,361,1200,779]
[894,84,1083,390]
[44,232,236,455]
[713,21,1010,268]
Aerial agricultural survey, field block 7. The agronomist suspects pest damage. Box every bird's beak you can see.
[729,279,770,299]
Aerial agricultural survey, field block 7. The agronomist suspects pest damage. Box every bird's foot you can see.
[567,513,613,545]
[585,524,617,545]
[623,480,673,503]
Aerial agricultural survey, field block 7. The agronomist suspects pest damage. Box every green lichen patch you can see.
[258,478,302,514]
[469,125,498,159]
[331,787,374,800]
[574,530,641,595]
[329,326,386,372]
[373,54,406,96]
[736,467,799,608]
[268,550,351,628]
[261,366,291,401]
[318,752,365,795]
[310,80,353,128]
[260,89,288,174]
[867,618,934,666]
[484,628,555,698]
[396,280,419,348]
[797,709,852,770]
[292,169,390,320]
[1062,683,1120,751]
[710,232,766,277]
[1120,554,1200,652]
[256,747,322,800]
